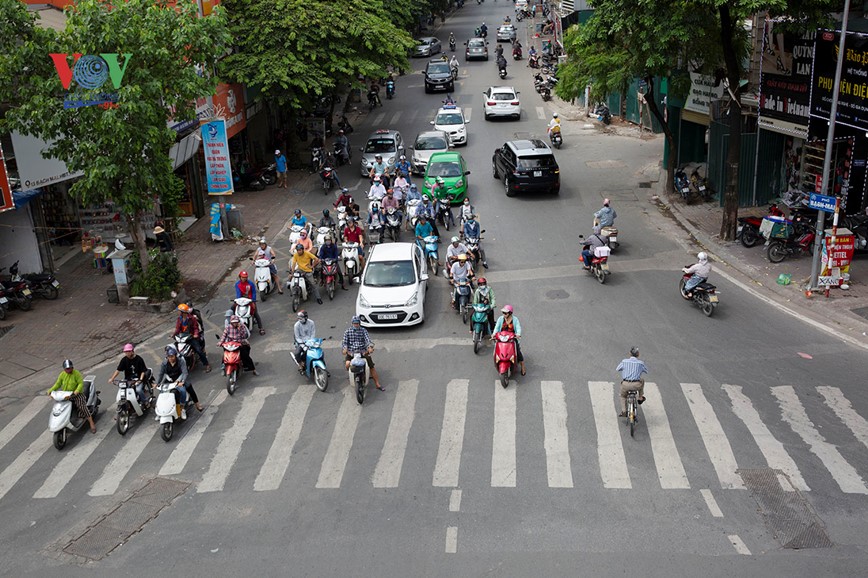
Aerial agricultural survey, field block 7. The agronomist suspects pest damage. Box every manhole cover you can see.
[638,182,652,188]
[739,468,833,549]
[0,325,13,340]
[546,289,569,300]
[851,306,868,321]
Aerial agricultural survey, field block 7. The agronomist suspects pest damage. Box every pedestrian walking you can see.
[275,149,288,188]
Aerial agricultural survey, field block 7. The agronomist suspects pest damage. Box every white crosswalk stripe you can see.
[817,386,868,451]
[159,390,228,476]
[316,385,363,489]
[254,386,315,492]
[681,383,744,490]
[390,111,403,124]
[372,112,386,125]
[491,381,517,487]
[89,425,159,496]
[644,383,689,489]
[34,426,111,499]
[464,108,472,122]
[373,379,419,488]
[433,379,468,487]
[588,381,631,489]
[540,381,573,488]
[3,435,51,501]
[536,106,545,120]
[771,386,868,495]
[0,397,43,454]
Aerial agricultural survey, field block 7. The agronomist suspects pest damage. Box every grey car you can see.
[411,130,450,175]
[414,37,442,57]
[359,129,405,177]
[496,25,516,42]
[465,37,489,61]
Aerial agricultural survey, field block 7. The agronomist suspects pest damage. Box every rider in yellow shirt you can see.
[290,244,322,304]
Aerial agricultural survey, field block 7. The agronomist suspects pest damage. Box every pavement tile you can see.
[0,361,32,380]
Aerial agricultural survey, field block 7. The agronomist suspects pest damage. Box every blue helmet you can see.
[351,316,361,324]
[166,346,178,357]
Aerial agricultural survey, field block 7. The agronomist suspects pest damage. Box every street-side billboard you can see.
[809,30,868,133]
[759,22,814,127]
[684,72,724,115]
[212,83,246,139]
[201,118,233,195]
[9,132,84,189]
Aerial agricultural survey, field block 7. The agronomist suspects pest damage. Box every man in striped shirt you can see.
[616,347,647,417]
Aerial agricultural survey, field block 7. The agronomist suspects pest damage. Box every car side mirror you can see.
[420,273,430,281]
[465,171,471,175]
[465,120,470,123]
[430,121,435,125]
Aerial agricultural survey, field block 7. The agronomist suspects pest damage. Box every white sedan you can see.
[356,242,429,327]
[483,86,521,120]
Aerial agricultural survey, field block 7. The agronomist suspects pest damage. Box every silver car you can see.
[497,25,516,42]
[414,37,442,57]
[411,130,450,175]
[359,129,405,177]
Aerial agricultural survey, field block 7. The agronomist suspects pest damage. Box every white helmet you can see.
[552,113,559,119]
[697,251,708,262]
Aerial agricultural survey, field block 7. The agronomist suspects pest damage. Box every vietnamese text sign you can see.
[759,23,814,126]
[684,72,725,115]
[808,192,837,213]
[810,30,868,132]
[201,119,233,195]
[820,231,855,286]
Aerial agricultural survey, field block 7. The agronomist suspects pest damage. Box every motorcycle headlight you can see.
[359,294,371,308]
[387,157,395,165]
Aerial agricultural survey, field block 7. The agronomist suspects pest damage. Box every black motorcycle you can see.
[232,162,266,191]
[5,261,60,300]
[320,166,338,192]
[333,141,351,166]
[337,115,354,135]
[310,146,325,173]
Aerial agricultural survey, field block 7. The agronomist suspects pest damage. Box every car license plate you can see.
[379,313,398,320]
[0,297,7,304]
[51,280,60,288]
[737,225,743,234]
[22,289,32,296]
[533,171,542,177]
[709,295,719,303]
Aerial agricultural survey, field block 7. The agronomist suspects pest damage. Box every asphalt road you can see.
[2,3,868,576]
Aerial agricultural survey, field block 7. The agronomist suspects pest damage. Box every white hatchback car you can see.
[356,242,429,327]
[483,86,521,120]
[431,104,469,146]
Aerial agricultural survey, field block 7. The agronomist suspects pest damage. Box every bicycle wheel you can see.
[628,398,636,438]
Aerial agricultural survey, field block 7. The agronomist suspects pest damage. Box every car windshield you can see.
[363,260,416,287]
[429,162,463,178]
[418,39,431,46]
[428,63,450,74]
[468,39,485,47]
[492,92,516,101]
[365,139,396,154]
[517,155,556,169]
[435,113,463,125]
[499,26,514,32]
[416,136,449,150]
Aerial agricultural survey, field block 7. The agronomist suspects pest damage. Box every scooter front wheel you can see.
[53,429,67,450]
[500,372,509,388]
[314,366,329,392]
[116,406,130,436]
[227,369,237,395]
[356,379,365,405]
[292,293,300,312]
[473,331,481,354]
[162,422,174,442]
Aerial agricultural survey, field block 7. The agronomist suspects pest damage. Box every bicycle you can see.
[625,389,639,437]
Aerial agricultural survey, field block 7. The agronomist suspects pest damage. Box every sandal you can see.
[376,385,386,391]
[259,329,266,335]
[195,403,205,412]
[90,426,97,434]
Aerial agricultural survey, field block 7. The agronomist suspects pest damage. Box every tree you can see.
[4,0,230,274]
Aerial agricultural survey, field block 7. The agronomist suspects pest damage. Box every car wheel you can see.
[504,176,517,197]
[492,163,499,179]
[485,113,491,121]
[425,86,431,94]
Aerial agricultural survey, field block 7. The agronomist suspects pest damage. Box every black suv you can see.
[424,60,454,93]
[492,139,560,196]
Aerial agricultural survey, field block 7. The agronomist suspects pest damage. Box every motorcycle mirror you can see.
[481,229,486,233]
[430,121,435,125]
[359,147,364,152]
[578,234,585,239]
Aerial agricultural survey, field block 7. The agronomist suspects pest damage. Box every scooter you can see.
[289,223,311,247]
[765,224,816,263]
[385,208,402,241]
[593,102,611,125]
[449,37,456,52]
[367,214,384,245]
[550,127,563,149]
[492,331,517,388]
[582,244,611,284]
[290,338,329,392]
[48,374,99,450]
[465,235,485,268]
[386,79,395,100]
[737,203,784,248]
[452,277,472,324]
[349,352,371,405]
[321,258,340,300]
[336,206,349,240]
[219,338,243,395]
[320,166,338,192]
[342,242,361,285]
[680,270,719,317]
[253,258,273,301]
[4,260,60,300]
[498,65,507,80]
[471,302,492,354]
[333,141,351,166]
[0,269,33,311]
[592,218,620,250]
[314,226,333,251]
[528,53,540,68]
[288,269,309,312]
[337,114,354,134]
[311,146,325,173]
[233,296,255,332]
[689,169,712,201]
[406,199,422,230]
[674,169,692,201]
[114,372,153,436]
[422,235,440,273]
[367,90,380,111]
[154,378,192,442]
[512,46,522,60]
[173,332,198,371]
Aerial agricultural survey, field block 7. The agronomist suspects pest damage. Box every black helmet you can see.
[323,209,330,217]
[62,359,74,369]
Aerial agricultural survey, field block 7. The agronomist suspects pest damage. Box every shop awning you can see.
[12,188,44,208]
[681,108,711,127]
[169,132,202,171]
[758,117,809,139]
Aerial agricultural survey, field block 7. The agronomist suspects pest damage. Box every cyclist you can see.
[616,347,648,418]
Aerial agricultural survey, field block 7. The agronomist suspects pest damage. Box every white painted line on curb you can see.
[445,526,458,554]
[700,489,724,518]
[728,534,751,555]
[449,488,462,512]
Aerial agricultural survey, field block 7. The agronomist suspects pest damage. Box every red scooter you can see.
[320,258,339,300]
[766,218,816,263]
[220,340,243,395]
[492,331,517,388]
[737,203,783,248]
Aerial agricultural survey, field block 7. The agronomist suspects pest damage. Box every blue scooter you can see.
[290,338,329,392]
[420,235,440,274]
[471,302,492,354]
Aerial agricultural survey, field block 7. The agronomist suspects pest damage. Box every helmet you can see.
[502,305,514,314]
[165,346,178,357]
[239,270,248,279]
[698,251,708,262]
[603,198,610,206]
[387,188,394,194]
[422,196,430,202]
[297,310,308,321]
[375,154,383,160]
[400,155,406,161]
[338,129,344,134]
[295,209,301,215]
[123,343,134,352]
[436,176,445,184]
[351,315,361,324]
[229,315,240,324]
[296,243,305,252]
[323,209,330,217]
[468,214,476,220]
[418,214,427,220]
[477,277,487,285]
[275,149,281,155]
[62,359,74,369]
[177,303,191,313]
[630,346,639,357]
[259,237,267,244]
[458,254,467,262]
[553,112,559,118]
[300,230,307,237]
[451,236,460,243]
[341,188,348,194]
[374,175,381,182]
[324,235,333,242]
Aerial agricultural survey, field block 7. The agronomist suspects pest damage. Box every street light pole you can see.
[810,0,851,291]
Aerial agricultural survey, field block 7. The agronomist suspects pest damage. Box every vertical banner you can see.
[759,22,814,126]
[201,118,233,195]
[0,140,14,213]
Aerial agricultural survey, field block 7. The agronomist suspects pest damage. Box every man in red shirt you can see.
[342,217,366,270]
[234,271,265,335]
[172,304,211,372]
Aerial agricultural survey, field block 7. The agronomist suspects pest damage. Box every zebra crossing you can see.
[2,378,868,505]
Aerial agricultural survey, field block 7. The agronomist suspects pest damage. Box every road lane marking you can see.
[588,381,631,489]
[536,106,545,119]
[0,397,44,454]
[433,379,468,487]
[644,383,690,489]
[464,108,472,122]
[540,381,573,488]
[445,526,458,553]
[159,390,228,476]
[254,386,315,492]
[372,379,419,488]
[2,434,50,501]
[33,427,110,499]
[728,535,751,555]
[681,383,744,490]
[771,386,868,494]
[449,488,462,512]
[89,424,159,496]
[491,381,516,487]
[316,385,363,489]
[817,386,868,451]
[264,337,468,354]
[391,111,403,124]
[723,384,808,491]
[198,387,274,493]
[372,112,386,125]
[700,488,724,518]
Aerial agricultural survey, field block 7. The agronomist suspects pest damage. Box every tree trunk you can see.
[644,76,677,194]
[125,212,150,275]
[719,4,741,241]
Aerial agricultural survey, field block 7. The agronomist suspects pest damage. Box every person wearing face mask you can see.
[296,229,313,253]
[293,310,317,373]
[368,175,387,202]
[493,305,525,375]
[317,234,346,290]
[462,213,488,269]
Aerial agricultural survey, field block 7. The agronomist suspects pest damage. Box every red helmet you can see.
[239,270,248,279]
[177,303,191,313]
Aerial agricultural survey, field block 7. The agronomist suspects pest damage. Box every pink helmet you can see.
[501,305,514,314]
[123,343,134,352]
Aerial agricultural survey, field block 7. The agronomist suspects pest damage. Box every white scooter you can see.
[336,206,348,241]
[314,226,333,251]
[288,269,309,313]
[154,378,192,442]
[342,242,361,285]
[349,352,371,405]
[289,223,311,247]
[253,258,274,301]
[406,198,422,230]
[233,296,254,332]
[48,374,99,450]
[114,371,153,436]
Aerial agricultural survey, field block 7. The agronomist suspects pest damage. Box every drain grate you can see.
[851,306,868,321]
[586,160,627,169]
[638,182,652,188]
[0,325,13,340]
[63,477,189,560]
[739,468,833,549]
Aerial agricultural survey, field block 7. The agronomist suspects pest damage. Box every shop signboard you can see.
[201,119,233,195]
[212,83,247,139]
[0,141,13,214]
[684,72,724,115]
[810,30,868,133]
[9,132,84,189]
[819,228,855,287]
[808,192,837,213]
[759,23,814,126]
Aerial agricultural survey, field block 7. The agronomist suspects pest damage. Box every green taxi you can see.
[422,151,470,205]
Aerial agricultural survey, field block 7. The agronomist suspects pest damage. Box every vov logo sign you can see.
[49,53,133,109]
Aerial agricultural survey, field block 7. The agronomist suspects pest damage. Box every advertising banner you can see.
[10,132,84,189]
[684,72,724,115]
[819,229,855,287]
[201,119,233,195]
[810,30,868,133]
[212,83,246,139]
[0,141,13,214]
[759,22,814,126]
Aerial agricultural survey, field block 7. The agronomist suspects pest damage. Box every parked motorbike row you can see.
[735,203,819,264]
[674,166,712,203]
[0,260,61,320]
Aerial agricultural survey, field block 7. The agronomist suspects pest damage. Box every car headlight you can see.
[405,291,418,307]
[359,294,371,308]
[455,179,463,188]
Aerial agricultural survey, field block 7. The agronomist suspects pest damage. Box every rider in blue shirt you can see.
[291,209,307,227]
[395,156,412,182]
[463,214,488,268]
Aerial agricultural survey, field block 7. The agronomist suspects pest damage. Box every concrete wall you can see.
[0,205,43,274]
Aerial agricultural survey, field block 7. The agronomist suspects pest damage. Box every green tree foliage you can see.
[0,0,56,110]
[4,0,230,274]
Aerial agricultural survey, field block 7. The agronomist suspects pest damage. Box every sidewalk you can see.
[0,171,318,397]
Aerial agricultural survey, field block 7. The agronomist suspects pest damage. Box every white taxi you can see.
[430,104,469,146]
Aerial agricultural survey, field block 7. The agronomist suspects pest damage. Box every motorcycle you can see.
[0,267,33,311]
[679,270,719,317]
[336,206,349,240]
[233,296,255,332]
[451,62,459,81]
[311,146,325,173]
[288,269,309,312]
[598,226,619,250]
[498,65,507,80]
[342,242,361,285]
[333,141,351,166]
[219,339,243,395]
[842,210,868,252]
[337,114,354,135]
[465,235,484,268]
[290,338,329,392]
[406,199,423,230]
[674,169,692,201]
[289,223,311,247]
[690,169,712,201]
[48,374,100,450]
[154,377,191,442]
[349,352,371,405]
[436,200,455,231]
[321,258,340,300]
[367,90,380,111]
[367,213,384,245]
[386,79,395,100]
[492,331,518,388]
[173,332,198,371]
[384,207,402,242]
[528,53,540,68]
[260,162,277,186]
[512,46,522,60]
[4,260,60,300]
[232,163,267,191]
[471,302,492,354]
[0,287,9,321]
[737,203,784,248]
[452,277,472,324]
[581,242,611,284]
[320,166,338,192]
[550,127,563,149]
[422,235,440,273]
[114,373,153,436]
[766,221,816,263]
[314,226,333,252]
[449,37,456,52]
[252,258,273,302]
[593,102,611,125]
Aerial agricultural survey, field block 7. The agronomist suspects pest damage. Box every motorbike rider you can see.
[368,175,387,201]
[682,252,711,299]
[368,82,381,107]
[458,198,474,226]
[296,229,314,253]
[333,130,350,164]
[368,155,391,189]
[580,225,608,270]
[255,237,283,295]
[291,209,308,228]
[107,343,151,405]
[406,183,423,202]
[173,304,212,372]
[334,188,357,217]
[367,203,386,234]
[449,31,456,50]
[419,196,442,239]
[446,236,469,264]
[320,208,337,231]
[392,170,410,197]
[547,112,561,136]
[293,310,317,373]
[157,347,204,412]
[317,234,346,290]
[320,162,341,188]
[616,347,648,417]
[234,270,266,335]
[493,305,525,375]
[494,43,504,59]
[414,215,442,267]
[48,359,97,433]
[594,198,617,227]
[496,53,508,73]
[463,213,488,268]
[290,243,323,305]
[218,315,258,375]
[395,156,413,182]
[382,189,403,222]
[342,315,384,391]
[343,217,366,270]
[472,277,496,332]
[480,22,488,37]
[450,55,460,76]
[449,254,474,306]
